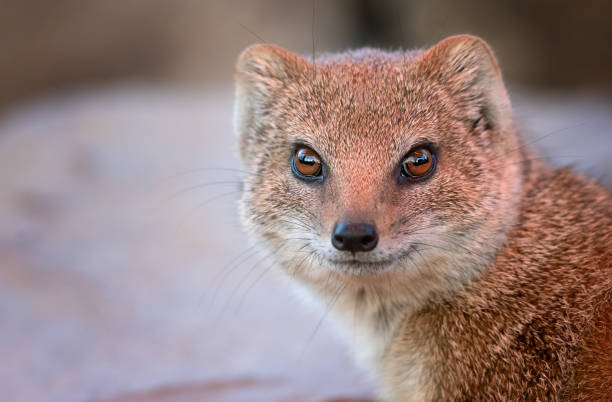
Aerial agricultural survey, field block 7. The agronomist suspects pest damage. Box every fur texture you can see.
[234,35,612,400]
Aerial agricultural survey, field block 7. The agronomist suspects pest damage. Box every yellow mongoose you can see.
[234,35,612,400]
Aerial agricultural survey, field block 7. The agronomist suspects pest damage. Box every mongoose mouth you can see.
[326,258,395,274]
[323,246,428,275]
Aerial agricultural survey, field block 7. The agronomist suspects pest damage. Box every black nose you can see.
[331,222,379,252]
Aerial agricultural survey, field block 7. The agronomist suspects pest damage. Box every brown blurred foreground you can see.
[0,83,610,401]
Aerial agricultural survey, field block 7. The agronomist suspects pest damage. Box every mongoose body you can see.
[234,35,612,400]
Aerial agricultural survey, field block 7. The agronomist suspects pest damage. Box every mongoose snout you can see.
[331,222,379,253]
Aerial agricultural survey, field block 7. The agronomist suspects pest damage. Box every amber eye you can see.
[401,146,436,179]
[292,146,323,179]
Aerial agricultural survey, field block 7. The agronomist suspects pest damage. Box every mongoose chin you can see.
[234,35,612,400]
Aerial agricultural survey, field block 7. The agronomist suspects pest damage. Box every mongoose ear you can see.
[234,44,310,162]
[419,35,511,132]
[236,44,309,87]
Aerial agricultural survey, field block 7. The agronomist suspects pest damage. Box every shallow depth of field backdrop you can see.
[1,1,611,401]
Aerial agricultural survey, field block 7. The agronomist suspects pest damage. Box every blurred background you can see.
[1,1,610,401]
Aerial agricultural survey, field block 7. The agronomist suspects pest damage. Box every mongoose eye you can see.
[292,146,323,179]
[400,146,436,180]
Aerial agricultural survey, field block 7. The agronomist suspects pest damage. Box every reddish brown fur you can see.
[234,35,612,400]
[388,169,612,400]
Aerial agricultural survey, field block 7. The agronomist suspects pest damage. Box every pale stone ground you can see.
[0,84,609,402]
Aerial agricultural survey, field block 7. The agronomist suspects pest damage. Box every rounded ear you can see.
[236,44,309,85]
[234,44,310,162]
[419,35,511,132]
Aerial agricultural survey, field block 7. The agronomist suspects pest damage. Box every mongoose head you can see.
[234,35,523,304]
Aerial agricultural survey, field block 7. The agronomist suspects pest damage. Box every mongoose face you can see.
[234,36,523,303]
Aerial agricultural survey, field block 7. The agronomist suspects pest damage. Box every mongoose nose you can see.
[331,222,379,252]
